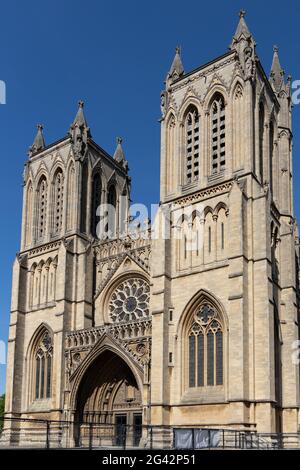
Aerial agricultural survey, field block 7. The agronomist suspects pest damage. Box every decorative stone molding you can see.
[65,319,152,376]
[171,55,236,93]
[28,241,61,258]
[172,181,233,207]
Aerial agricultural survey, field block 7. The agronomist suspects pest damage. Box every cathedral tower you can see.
[3,12,300,448]
[151,11,299,440]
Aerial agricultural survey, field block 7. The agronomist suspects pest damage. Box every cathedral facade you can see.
[4,12,300,447]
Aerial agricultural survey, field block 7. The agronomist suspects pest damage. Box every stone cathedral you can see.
[4,12,300,447]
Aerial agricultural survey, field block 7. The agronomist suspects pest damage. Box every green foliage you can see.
[0,394,5,431]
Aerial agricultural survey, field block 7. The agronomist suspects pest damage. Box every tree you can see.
[0,394,5,431]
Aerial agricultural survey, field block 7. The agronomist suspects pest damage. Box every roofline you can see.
[29,135,70,160]
[172,50,236,85]
[88,139,128,175]
[28,135,128,176]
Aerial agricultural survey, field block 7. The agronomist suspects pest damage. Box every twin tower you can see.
[4,12,300,447]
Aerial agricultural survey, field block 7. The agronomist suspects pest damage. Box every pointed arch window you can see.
[34,331,53,400]
[188,303,223,387]
[53,169,64,235]
[37,176,48,240]
[91,172,101,237]
[210,94,226,175]
[185,106,200,183]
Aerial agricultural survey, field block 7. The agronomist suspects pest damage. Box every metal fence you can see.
[0,417,299,450]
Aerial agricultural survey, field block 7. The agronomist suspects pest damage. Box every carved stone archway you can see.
[73,346,144,447]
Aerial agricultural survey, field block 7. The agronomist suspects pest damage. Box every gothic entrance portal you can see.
[74,349,143,447]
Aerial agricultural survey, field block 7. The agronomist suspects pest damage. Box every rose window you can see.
[109,278,150,322]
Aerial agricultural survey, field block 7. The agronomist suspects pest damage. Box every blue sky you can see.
[0,0,299,394]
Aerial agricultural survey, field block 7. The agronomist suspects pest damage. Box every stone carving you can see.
[65,319,152,376]
[244,46,254,79]
[109,278,150,323]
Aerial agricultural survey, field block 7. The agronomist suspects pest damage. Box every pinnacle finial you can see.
[113,136,127,169]
[28,123,45,156]
[270,45,285,92]
[78,100,84,108]
[167,46,184,83]
[239,9,246,18]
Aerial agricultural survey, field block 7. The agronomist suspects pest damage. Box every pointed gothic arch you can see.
[177,289,228,394]
[26,324,53,406]
[209,92,226,175]
[51,167,64,236]
[36,174,48,241]
[182,104,200,184]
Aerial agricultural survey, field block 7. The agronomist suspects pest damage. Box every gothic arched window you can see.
[34,330,53,400]
[91,172,101,237]
[37,176,48,240]
[53,169,64,235]
[185,106,200,184]
[210,94,226,175]
[188,303,224,388]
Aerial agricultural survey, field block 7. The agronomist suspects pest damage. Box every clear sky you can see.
[0,0,299,394]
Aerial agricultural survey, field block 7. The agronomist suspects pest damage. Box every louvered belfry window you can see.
[185,106,200,183]
[211,94,226,175]
[188,303,223,387]
[53,169,64,235]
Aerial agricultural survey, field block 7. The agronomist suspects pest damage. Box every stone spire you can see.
[28,124,45,156]
[113,137,128,170]
[270,46,285,93]
[72,100,89,129]
[231,11,256,80]
[69,100,91,160]
[166,47,184,87]
[231,10,252,44]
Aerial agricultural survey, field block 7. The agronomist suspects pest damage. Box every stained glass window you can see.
[188,303,223,388]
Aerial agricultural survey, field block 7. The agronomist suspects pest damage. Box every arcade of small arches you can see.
[28,256,58,308]
[175,203,229,270]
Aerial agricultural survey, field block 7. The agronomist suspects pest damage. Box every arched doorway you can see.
[74,350,143,447]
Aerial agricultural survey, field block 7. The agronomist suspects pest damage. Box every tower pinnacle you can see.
[166,46,184,86]
[28,124,45,156]
[270,45,285,93]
